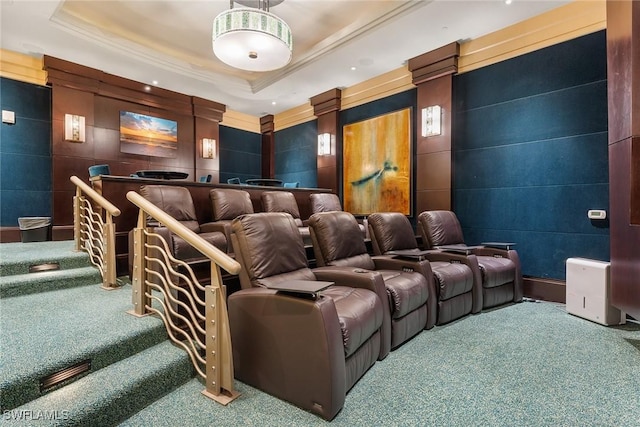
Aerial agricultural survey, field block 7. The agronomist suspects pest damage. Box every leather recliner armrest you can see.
[471,248,523,303]
[200,221,228,235]
[423,252,483,314]
[369,256,437,330]
[228,288,346,421]
[312,266,391,359]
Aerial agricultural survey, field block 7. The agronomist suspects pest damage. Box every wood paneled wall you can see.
[311,89,341,194]
[606,0,640,319]
[44,56,225,227]
[409,43,459,213]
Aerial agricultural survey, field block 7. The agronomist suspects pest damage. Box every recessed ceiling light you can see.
[505,0,512,4]
[271,101,276,105]
[351,66,357,71]
[152,80,159,85]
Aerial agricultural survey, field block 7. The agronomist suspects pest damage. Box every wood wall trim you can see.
[342,67,414,112]
[44,55,196,114]
[523,277,566,303]
[221,109,261,133]
[0,226,74,243]
[458,0,606,74]
[310,88,342,116]
[0,49,47,86]
[273,102,315,131]
[192,97,226,122]
[408,42,460,85]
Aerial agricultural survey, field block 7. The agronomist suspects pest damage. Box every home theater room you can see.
[0,0,638,425]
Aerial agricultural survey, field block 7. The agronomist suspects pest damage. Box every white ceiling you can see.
[0,0,570,117]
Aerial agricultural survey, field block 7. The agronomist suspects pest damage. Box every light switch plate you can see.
[2,110,16,124]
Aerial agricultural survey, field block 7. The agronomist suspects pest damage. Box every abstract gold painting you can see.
[343,108,411,215]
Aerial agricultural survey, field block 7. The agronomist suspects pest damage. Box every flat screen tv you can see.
[119,111,178,158]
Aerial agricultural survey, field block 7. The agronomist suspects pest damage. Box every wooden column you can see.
[408,42,459,214]
[193,97,225,184]
[310,89,341,194]
[260,115,275,179]
[607,0,640,319]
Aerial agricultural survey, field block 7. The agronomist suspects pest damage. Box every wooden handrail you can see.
[70,176,121,217]
[126,191,241,275]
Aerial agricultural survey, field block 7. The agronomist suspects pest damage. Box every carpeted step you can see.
[0,284,168,411]
[0,241,91,277]
[8,341,194,427]
[0,266,103,298]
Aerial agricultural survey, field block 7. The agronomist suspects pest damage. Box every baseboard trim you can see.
[0,227,21,243]
[0,225,74,243]
[523,276,566,303]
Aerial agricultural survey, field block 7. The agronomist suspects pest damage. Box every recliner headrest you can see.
[210,189,253,221]
[310,193,342,213]
[261,191,301,219]
[308,211,371,267]
[368,212,418,254]
[231,212,310,281]
[418,210,465,247]
[140,185,200,232]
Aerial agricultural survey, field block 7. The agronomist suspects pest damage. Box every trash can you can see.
[18,217,52,242]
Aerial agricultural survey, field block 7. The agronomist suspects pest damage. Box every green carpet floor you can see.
[2,241,638,426]
[122,302,640,427]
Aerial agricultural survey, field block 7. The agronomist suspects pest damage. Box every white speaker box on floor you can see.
[565,258,625,326]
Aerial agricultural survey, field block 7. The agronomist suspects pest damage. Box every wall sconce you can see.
[64,114,86,142]
[421,105,442,137]
[202,138,216,159]
[318,133,332,156]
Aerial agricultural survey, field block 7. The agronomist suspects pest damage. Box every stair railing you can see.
[126,190,241,406]
[70,175,121,289]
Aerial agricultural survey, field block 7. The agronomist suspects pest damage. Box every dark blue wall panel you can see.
[0,78,52,227]
[274,120,317,188]
[219,125,262,184]
[453,31,609,280]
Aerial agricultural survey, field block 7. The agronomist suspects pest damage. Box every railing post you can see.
[129,212,151,316]
[202,262,239,405]
[73,187,82,252]
[101,215,118,290]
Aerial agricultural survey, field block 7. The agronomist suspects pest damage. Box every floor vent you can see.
[40,359,91,392]
[29,262,60,273]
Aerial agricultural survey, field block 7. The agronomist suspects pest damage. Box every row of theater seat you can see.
[132,185,361,263]
[228,210,523,420]
[132,185,523,420]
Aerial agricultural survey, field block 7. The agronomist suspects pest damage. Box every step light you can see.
[39,359,91,392]
[29,263,60,273]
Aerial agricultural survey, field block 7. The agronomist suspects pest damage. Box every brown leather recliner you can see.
[261,191,312,245]
[367,212,481,325]
[228,212,385,420]
[127,185,227,279]
[209,188,254,251]
[309,193,368,239]
[417,210,523,309]
[139,185,227,258]
[308,211,436,349]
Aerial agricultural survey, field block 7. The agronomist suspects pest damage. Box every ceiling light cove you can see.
[212,0,292,72]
